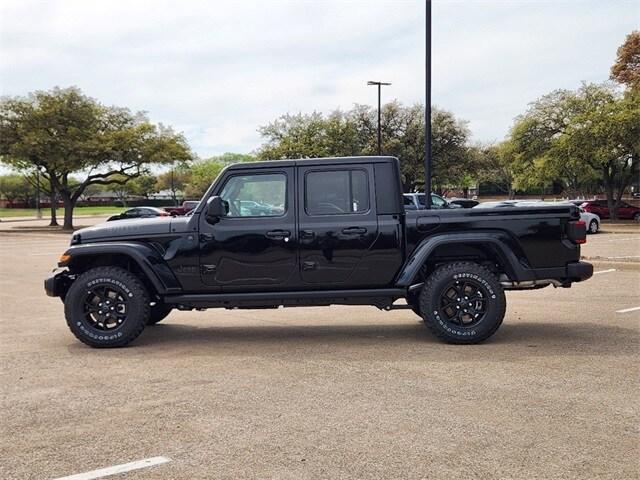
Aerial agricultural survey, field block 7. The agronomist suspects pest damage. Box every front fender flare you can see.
[63,242,182,294]
[395,232,533,287]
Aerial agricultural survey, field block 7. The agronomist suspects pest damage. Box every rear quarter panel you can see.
[405,205,581,269]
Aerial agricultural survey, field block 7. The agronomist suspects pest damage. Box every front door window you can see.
[219,174,286,217]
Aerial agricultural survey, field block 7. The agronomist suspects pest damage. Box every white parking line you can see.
[616,306,640,314]
[605,255,640,259]
[594,269,616,274]
[51,456,171,480]
[30,252,62,256]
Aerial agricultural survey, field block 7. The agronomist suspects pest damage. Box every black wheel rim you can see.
[439,279,488,328]
[83,286,128,331]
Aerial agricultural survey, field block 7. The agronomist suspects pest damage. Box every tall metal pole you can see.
[36,168,42,219]
[367,81,391,156]
[377,84,382,155]
[424,0,432,208]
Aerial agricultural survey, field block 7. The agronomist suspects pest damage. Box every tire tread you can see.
[420,262,506,344]
[64,266,149,348]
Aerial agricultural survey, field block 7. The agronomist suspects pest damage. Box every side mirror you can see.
[205,196,228,224]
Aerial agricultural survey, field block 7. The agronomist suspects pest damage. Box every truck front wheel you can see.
[419,262,506,344]
[64,266,150,347]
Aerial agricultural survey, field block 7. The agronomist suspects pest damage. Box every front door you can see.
[199,167,297,289]
[297,164,378,286]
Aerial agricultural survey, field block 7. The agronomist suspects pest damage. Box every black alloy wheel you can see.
[438,278,488,328]
[64,266,150,347]
[83,285,129,331]
[419,262,506,344]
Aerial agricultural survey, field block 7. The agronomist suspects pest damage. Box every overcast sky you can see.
[1,0,638,159]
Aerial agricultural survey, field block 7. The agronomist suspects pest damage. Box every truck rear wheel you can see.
[64,266,150,348]
[419,262,506,344]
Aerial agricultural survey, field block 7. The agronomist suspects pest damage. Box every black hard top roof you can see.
[226,156,398,170]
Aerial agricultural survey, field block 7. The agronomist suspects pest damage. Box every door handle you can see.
[265,230,291,241]
[200,233,214,242]
[299,230,315,240]
[341,227,367,235]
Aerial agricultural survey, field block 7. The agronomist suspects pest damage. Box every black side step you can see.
[163,288,406,310]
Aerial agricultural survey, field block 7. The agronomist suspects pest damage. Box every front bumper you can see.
[44,269,72,298]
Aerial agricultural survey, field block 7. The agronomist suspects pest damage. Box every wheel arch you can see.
[63,243,181,297]
[395,232,532,288]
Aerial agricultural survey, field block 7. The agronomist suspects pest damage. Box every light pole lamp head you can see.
[367,81,392,86]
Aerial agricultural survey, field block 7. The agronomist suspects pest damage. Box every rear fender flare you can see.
[64,242,182,294]
[395,232,532,287]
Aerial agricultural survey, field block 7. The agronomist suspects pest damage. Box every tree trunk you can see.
[49,189,59,227]
[61,194,75,231]
[604,168,617,220]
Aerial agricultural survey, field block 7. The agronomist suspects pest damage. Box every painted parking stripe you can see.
[593,269,616,274]
[51,456,171,480]
[616,306,640,314]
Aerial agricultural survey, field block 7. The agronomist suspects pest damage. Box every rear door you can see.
[297,164,378,285]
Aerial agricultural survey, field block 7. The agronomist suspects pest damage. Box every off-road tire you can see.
[147,303,173,325]
[588,219,599,234]
[64,266,150,348]
[419,262,506,344]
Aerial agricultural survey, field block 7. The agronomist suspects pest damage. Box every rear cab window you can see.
[305,169,369,216]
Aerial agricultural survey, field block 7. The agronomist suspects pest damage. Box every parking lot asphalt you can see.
[1,228,639,480]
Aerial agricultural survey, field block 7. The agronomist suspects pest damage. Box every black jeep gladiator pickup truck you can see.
[45,156,592,347]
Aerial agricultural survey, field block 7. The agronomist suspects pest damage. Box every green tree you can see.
[508,83,639,216]
[0,174,32,207]
[156,167,192,205]
[474,143,517,199]
[128,174,158,199]
[257,101,473,193]
[0,87,193,230]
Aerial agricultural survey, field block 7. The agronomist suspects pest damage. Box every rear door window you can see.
[305,169,369,216]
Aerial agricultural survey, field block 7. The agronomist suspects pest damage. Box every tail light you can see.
[567,220,587,244]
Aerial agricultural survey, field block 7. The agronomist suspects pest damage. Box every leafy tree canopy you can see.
[508,83,639,215]
[0,87,193,229]
[257,101,472,193]
[186,153,256,198]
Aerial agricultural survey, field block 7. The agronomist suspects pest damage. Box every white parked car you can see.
[579,207,600,234]
[475,200,600,234]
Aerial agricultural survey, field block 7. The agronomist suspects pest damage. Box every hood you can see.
[72,217,174,243]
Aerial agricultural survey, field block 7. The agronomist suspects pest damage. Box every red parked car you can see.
[581,200,640,221]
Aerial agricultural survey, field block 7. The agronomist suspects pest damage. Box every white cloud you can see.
[1,0,637,157]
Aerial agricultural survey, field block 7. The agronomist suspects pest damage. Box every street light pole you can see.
[424,0,432,208]
[367,80,391,155]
